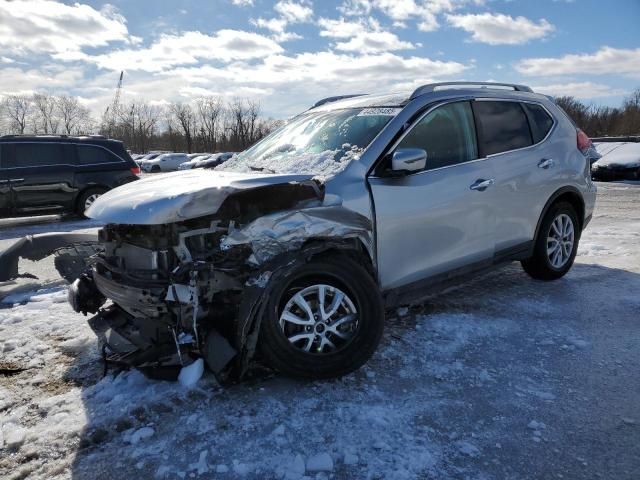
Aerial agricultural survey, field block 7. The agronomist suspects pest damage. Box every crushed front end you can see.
[69,218,247,378]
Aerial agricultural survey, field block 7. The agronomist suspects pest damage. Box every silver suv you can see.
[68,82,596,381]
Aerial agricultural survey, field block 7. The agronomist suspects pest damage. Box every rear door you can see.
[369,101,497,290]
[8,142,76,215]
[0,144,12,217]
[473,100,556,252]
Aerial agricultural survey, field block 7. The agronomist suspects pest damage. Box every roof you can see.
[310,82,543,112]
[0,135,121,144]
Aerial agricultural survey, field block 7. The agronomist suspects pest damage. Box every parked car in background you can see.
[68,82,595,382]
[0,135,139,218]
[141,152,190,172]
[199,152,236,169]
[178,154,211,170]
[591,141,640,181]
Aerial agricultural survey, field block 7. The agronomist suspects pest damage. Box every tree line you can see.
[0,93,282,154]
[554,88,640,138]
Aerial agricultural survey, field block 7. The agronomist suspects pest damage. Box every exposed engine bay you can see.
[63,178,374,382]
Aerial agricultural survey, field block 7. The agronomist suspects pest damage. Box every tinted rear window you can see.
[76,145,119,164]
[11,143,65,167]
[523,103,554,143]
[473,101,533,156]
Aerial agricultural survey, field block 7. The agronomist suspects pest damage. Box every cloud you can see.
[516,47,640,78]
[446,13,554,45]
[338,0,484,31]
[274,0,314,23]
[0,64,86,96]
[74,30,284,72]
[0,0,134,56]
[335,31,416,53]
[532,82,627,99]
[318,17,415,53]
[231,0,254,5]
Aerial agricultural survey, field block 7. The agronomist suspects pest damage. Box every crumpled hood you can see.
[86,169,317,225]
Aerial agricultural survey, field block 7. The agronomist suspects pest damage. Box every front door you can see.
[368,101,497,290]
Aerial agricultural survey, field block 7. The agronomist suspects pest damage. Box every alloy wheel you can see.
[547,213,575,269]
[278,283,359,355]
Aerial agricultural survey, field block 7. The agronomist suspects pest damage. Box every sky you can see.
[0,0,638,119]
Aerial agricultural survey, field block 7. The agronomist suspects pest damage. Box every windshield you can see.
[216,107,399,177]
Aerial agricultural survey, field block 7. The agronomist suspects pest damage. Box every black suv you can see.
[0,135,139,218]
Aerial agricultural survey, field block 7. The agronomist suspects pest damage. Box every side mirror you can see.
[391,148,427,174]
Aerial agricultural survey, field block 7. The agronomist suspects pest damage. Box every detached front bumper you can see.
[0,231,100,282]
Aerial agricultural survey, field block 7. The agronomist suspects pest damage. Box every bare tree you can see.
[170,102,197,153]
[56,95,92,134]
[1,95,32,134]
[32,93,60,134]
[196,96,224,152]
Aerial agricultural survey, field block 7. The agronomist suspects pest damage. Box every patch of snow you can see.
[3,424,27,449]
[129,427,155,445]
[178,359,204,388]
[306,453,333,472]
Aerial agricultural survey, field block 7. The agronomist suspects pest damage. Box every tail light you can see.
[577,128,591,153]
[130,166,141,175]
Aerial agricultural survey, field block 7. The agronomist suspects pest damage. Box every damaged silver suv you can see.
[65,82,596,381]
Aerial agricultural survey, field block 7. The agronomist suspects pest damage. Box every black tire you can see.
[151,165,161,173]
[521,202,580,280]
[76,187,107,217]
[259,255,384,379]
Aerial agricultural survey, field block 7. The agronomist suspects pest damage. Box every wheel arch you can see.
[74,184,110,210]
[534,186,586,242]
[299,237,378,283]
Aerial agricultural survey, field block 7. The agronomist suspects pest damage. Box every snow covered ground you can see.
[1,182,639,480]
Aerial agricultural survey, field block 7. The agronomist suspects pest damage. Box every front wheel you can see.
[521,202,580,280]
[259,255,384,379]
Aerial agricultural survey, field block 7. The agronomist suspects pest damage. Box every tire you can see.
[521,202,580,280]
[151,165,161,173]
[76,187,107,217]
[259,255,384,379]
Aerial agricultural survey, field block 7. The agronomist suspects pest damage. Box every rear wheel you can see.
[521,202,580,280]
[76,187,107,217]
[151,165,161,173]
[259,255,384,379]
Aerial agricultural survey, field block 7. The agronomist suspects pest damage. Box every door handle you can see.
[538,158,554,169]
[469,178,495,191]
[9,178,24,183]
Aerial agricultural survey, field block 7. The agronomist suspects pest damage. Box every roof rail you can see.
[410,82,533,99]
[311,94,366,109]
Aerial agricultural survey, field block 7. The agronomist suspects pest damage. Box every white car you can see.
[178,154,211,170]
[142,153,190,172]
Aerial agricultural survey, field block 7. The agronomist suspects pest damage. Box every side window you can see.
[523,103,554,143]
[76,145,117,164]
[11,143,65,167]
[397,101,478,170]
[473,101,533,156]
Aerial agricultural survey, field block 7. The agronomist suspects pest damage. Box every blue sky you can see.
[0,0,638,118]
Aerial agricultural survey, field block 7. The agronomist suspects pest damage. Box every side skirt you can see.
[383,240,533,308]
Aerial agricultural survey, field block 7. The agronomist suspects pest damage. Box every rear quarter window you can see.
[523,103,554,143]
[76,145,119,165]
[473,101,533,156]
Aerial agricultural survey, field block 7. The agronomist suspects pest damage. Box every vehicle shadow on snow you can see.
[64,261,640,480]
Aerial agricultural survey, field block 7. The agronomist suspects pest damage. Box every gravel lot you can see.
[0,182,639,480]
